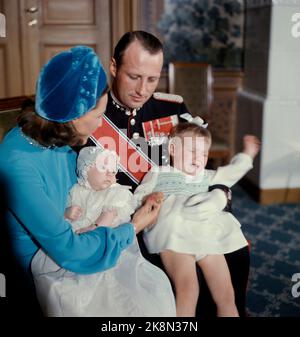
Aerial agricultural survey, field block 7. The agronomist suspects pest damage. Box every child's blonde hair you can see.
[169,122,212,145]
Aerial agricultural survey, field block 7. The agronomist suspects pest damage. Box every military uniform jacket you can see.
[88,91,189,190]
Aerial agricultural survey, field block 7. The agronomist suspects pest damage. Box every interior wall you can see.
[236,3,300,195]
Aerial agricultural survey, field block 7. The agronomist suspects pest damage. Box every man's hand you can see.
[64,205,83,221]
[243,135,261,159]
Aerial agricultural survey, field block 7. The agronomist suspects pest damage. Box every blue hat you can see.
[35,46,107,123]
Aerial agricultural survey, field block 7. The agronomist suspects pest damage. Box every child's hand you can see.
[95,209,118,227]
[243,135,261,159]
[65,205,83,221]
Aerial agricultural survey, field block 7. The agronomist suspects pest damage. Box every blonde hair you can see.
[169,122,212,145]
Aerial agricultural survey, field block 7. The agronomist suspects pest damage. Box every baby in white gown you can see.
[134,118,261,317]
[31,146,176,317]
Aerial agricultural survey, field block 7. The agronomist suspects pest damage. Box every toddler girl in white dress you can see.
[31,146,176,317]
[134,116,260,317]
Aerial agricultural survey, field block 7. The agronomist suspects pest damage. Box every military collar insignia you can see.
[110,91,141,116]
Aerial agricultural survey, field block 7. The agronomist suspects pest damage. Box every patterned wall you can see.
[158,0,244,68]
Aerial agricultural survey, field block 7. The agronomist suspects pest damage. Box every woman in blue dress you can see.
[0,46,167,315]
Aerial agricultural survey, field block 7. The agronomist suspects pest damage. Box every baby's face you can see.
[87,165,117,190]
[169,132,210,176]
[87,155,117,191]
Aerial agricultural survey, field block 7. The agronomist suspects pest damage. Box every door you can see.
[0,0,23,98]
[20,0,111,95]
[0,0,111,98]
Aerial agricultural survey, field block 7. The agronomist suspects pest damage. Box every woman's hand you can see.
[132,192,164,233]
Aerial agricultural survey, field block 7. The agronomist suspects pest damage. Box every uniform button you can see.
[126,238,131,245]
[125,110,131,116]
[130,118,136,126]
[132,132,140,139]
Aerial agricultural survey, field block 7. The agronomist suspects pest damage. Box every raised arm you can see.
[210,135,260,187]
[209,153,253,187]
[182,136,260,218]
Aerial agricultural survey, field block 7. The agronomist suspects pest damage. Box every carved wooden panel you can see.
[41,44,96,66]
[42,0,96,25]
[20,0,111,95]
[210,71,243,158]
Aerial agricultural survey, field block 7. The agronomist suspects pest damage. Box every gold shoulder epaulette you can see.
[153,92,183,104]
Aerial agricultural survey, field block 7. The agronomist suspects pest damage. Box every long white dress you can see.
[134,153,252,260]
[31,183,176,317]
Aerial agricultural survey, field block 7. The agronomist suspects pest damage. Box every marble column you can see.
[236,0,300,204]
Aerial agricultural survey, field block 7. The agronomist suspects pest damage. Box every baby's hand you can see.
[65,205,83,221]
[95,209,118,227]
[76,224,97,234]
[76,209,118,234]
[243,135,261,159]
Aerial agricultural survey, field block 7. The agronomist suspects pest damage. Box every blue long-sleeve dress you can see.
[0,127,134,275]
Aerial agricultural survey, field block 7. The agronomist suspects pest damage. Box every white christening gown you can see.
[31,183,176,317]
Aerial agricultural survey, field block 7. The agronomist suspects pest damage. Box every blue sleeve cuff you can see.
[110,222,135,249]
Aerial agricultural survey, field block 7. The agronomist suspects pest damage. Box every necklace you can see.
[19,128,54,150]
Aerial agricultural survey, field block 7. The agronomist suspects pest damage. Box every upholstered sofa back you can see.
[0,97,34,143]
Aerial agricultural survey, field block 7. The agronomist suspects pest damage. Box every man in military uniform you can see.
[89,31,250,317]
[94,90,189,188]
